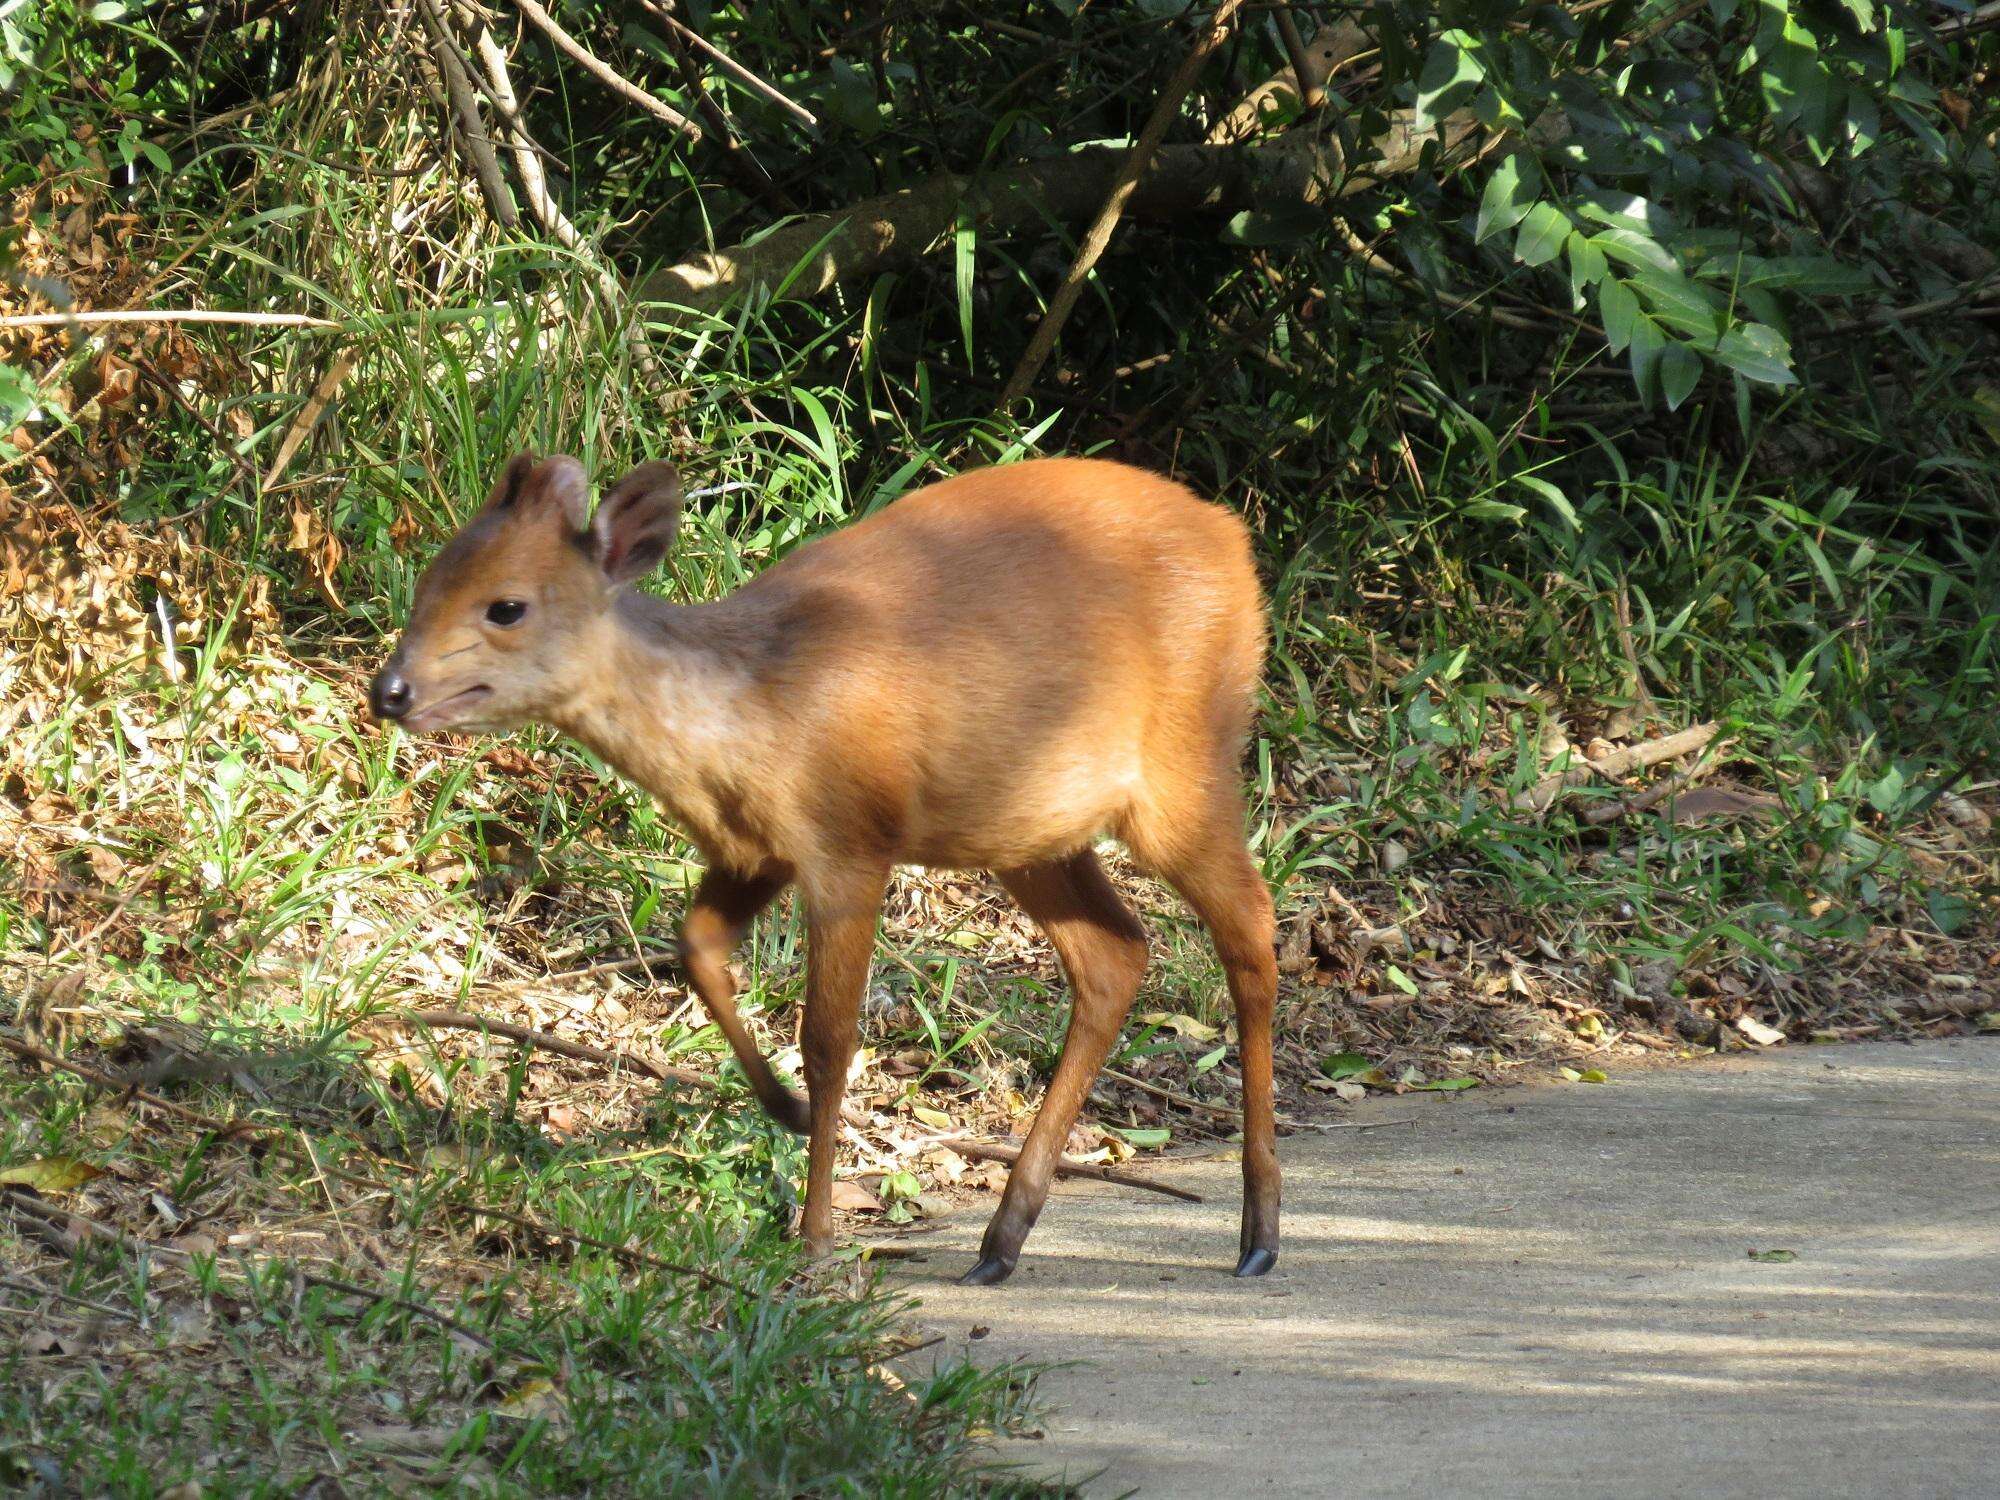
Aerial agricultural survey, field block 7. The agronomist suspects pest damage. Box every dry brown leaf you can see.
[830,1179,883,1212]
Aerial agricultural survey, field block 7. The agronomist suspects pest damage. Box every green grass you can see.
[1,1048,1046,1496]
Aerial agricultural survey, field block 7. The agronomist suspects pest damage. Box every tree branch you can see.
[413,0,519,228]
[634,0,817,131]
[996,0,1247,410]
[1272,5,1327,115]
[506,0,702,141]
[1210,14,1372,144]
[634,109,1477,318]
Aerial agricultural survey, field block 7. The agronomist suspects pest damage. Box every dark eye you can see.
[486,599,528,627]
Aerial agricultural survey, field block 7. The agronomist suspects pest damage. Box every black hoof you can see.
[958,1256,1016,1287]
[1234,1246,1278,1278]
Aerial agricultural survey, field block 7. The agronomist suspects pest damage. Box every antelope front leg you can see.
[797,867,889,1256]
[678,864,805,1131]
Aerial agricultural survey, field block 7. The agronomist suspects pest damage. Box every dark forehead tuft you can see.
[436,511,506,571]
[414,510,514,607]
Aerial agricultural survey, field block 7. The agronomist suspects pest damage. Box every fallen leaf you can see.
[1318,1051,1374,1082]
[909,1104,953,1131]
[494,1377,568,1428]
[1305,1076,1367,1101]
[1407,1075,1480,1092]
[831,1180,883,1212]
[1138,1011,1219,1042]
[1735,1015,1785,1047]
[0,1156,106,1194]
[1559,1067,1608,1084]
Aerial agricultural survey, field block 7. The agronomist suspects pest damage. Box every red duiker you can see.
[371,453,1279,1284]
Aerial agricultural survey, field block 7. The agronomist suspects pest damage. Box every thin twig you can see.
[997,0,1246,409]
[391,1009,712,1090]
[1290,1116,1419,1133]
[634,0,817,129]
[639,2,795,206]
[942,1140,1205,1204]
[1809,271,2000,339]
[0,1271,141,1323]
[1099,1062,1244,1122]
[506,0,702,139]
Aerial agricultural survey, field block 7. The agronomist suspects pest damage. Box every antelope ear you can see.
[588,462,683,584]
[482,452,539,512]
[484,452,590,532]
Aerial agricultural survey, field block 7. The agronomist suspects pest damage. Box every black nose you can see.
[370,666,413,721]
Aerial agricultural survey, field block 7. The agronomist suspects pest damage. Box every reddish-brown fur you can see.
[371,453,1280,1283]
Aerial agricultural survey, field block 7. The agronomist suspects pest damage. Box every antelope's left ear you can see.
[587,462,683,584]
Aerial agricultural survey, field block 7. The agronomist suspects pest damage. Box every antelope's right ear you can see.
[587,462,683,585]
[484,452,591,532]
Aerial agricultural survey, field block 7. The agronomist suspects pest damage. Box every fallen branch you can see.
[462,8,669,392]
[466,9,588,251]
[392,1008,711,1090]
[1510,722,1720,816]
[1581,737,1730,826]
[0,1271,141,1322]
[634,109,1476,317]
[943,1139,1205,1204]
[996,0,1247,408]
[0,1031,269,1137]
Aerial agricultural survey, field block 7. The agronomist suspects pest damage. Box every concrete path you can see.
[894,1039,2000,1498]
